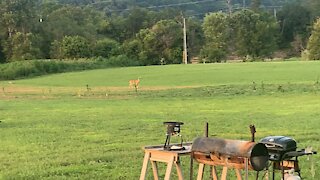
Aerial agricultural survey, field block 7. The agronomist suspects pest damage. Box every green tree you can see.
[124,8,151,39]
[0,0,37,37]
[201,12,229,62]
[306,0,320,18]
[135,20,183,65]
[104,8,178,43]
[277,3,311,49]
[186,18,204,60]
[306,18,320,60]
[0,0,39,61]
[251,0,261,11]
[50,40,63,59]
[43,6,107,42]
[231,10,278,59]
[0,41,5,63]
[93,38,120,58]
[121,39,142,62]
[60,36,91,59]
[3,32,41,61]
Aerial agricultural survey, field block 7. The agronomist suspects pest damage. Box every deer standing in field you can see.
[129,77,141,92]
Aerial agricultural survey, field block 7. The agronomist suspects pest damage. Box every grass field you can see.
[0,61,320,179]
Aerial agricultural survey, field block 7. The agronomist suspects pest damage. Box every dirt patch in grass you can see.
[0,85,199,100]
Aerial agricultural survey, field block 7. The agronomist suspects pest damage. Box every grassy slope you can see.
[11,61,320,87]
[0,61,320,179]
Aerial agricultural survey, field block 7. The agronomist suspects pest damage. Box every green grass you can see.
[10,61,320,87]
[0,61,320,179]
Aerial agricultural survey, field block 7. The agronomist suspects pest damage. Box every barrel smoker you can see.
[191,137,269,180]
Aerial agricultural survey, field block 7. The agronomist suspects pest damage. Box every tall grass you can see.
[0,56,139,80]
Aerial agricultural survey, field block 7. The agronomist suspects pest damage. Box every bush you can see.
[60,36,91,59]
[93,38,120,58]
[106,55,140,67]
[306,18,320,60]
[0,56,139,80]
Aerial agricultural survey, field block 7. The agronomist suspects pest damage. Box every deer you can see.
[129,77,141,89]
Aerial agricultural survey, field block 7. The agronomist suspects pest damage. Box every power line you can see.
[144,0,217,9]
[99,0,218,12]
[90,0,283,15]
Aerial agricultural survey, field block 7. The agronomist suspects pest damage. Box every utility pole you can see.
[226,0,232,15]
[183,17,188,64]
[243,0,246,9]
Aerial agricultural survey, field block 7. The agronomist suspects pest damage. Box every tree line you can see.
[0,0,320,65]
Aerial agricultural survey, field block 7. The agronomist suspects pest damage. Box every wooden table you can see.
[139,143,192,180]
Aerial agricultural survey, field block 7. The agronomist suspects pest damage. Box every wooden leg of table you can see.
[245,158,249,180]
[197,163,205,180]
[190,154,194,180]
[221,166,228,180]
[235,169,242,180]
[164,156,175,180]
[175,161,184,180]
[140,152,151,180]
[211,166,218,180]
[151,161,159,180]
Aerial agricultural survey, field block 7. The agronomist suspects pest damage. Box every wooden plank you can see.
[221,166,228,180]
[196,163,205,180]
[211,166,218,180]
[175,161,184,180]
[149,151,178,163]
[151,161,159,180]
[190,153,194,180]
[164,156,175,180]
[235,169,242,180]
[144,143,192,150]
[140,152,151,180]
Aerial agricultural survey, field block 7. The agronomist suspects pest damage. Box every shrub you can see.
[60,36,91,59]
[93,38,120,58]
[106,55,140,67]
[0,56,139,80]
[306,18,320,60]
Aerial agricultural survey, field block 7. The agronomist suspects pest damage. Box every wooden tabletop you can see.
[143,142,192,155]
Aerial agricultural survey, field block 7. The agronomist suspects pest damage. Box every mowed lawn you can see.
[0,61,320,179]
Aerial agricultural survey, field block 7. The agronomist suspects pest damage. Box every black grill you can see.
[259,136,297,161]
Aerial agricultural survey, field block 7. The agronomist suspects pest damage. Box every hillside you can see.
[51,0,297,17]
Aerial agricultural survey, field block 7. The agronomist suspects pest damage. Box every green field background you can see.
[0,61,320,179]
[11,61,320,87]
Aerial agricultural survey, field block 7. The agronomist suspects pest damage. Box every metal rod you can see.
[204,122,212,179]
[190,152,194,180]
[205,122,208,137]
[281,161,284,180]
[272,162,275,180]
[249,124,256,142]
[164,135,170,149]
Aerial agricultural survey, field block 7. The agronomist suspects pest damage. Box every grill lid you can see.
[260,136,297,151]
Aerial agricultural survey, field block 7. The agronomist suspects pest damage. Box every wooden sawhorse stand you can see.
[196,163,245,180]
[193,152,251,180]
[140,144,191,180]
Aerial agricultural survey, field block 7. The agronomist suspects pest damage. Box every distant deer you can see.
[129,78,141,92]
